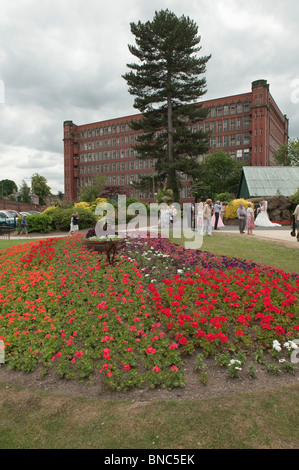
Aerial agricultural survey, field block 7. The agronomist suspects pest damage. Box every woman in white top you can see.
[246,203,255,235]
[197,201,204,230]
[254,200,281,227]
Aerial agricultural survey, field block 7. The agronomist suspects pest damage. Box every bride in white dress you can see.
[254,200,281,227]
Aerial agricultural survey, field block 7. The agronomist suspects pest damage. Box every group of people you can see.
[159,205,178,228]
[15,200,299,241]
[196,199,226,236]
[67,211,80,236]
[237,200,282,235]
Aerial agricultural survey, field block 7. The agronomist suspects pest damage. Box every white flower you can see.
[272,340,281,352]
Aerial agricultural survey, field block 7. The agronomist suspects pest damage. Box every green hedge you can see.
[50,207,97,231]
[17,214,52,234]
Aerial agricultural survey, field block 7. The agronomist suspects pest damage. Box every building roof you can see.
[237,167,299,198]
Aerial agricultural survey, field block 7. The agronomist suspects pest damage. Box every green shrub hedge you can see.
[17,214,52,234]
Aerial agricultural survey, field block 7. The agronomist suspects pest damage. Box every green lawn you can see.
[0,382,298,449]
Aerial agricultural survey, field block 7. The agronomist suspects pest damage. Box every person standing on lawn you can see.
[200,198,213,236]
[237,203,246,234]
[18,214,29,238]
[213,200,222,230]
[294,203,299,241]
[246,203,255,235]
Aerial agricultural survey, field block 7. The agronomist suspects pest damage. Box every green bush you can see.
[17,214,52,234]
[213,192,234,203]
[50,207,97,231]
[289,188,299,207]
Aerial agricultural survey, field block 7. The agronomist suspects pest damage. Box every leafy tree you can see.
[31,173,51,205]
[195,150,244,199]
[273,138,299,166]
[18,180,31,203]
[98,184,130,204]
[79,175,106,203]
[123,9,211,202]
[0,179,18,198]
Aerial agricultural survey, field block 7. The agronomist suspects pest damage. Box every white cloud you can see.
[0,0,299,194]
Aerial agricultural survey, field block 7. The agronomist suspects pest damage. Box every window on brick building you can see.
[244,149,250,161]
[244,134,250,145]
[244,117,250,129]
[236,150,243,161]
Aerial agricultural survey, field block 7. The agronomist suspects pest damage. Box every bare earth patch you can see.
[1,354,298,402]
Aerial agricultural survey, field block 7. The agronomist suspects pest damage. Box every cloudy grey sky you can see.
[1,0,299,194]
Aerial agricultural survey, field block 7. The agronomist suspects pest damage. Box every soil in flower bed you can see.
[0,355,298,402]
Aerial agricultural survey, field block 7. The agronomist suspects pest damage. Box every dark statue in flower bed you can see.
[83,226,126,265]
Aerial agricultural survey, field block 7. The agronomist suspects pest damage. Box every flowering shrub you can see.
[225,198,255,219]
[0,234,298,391]
[74,201,92,210]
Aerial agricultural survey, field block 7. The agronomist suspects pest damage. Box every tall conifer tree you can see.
[123,9,211,201]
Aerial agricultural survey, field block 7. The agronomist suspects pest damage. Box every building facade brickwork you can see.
[63,79,288,202]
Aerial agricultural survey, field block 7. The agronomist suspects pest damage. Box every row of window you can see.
[208,101,250,118]
[80,122,132,139]
[78,149,251,185]
[78,115,256,151]
[79,149,138,162]
[76,100,267,142]
[77,101,255,140]
[80,159,155,174]
[210,133,251,148]
[79,134,136,150]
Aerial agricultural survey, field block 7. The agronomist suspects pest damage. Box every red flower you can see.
[146,347,157,354]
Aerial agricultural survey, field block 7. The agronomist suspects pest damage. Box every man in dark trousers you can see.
[213,201,222,230]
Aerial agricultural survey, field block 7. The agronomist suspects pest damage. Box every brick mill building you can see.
[63,79,289,202]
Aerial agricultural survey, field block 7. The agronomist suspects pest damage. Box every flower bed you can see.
[0,235,298,391]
